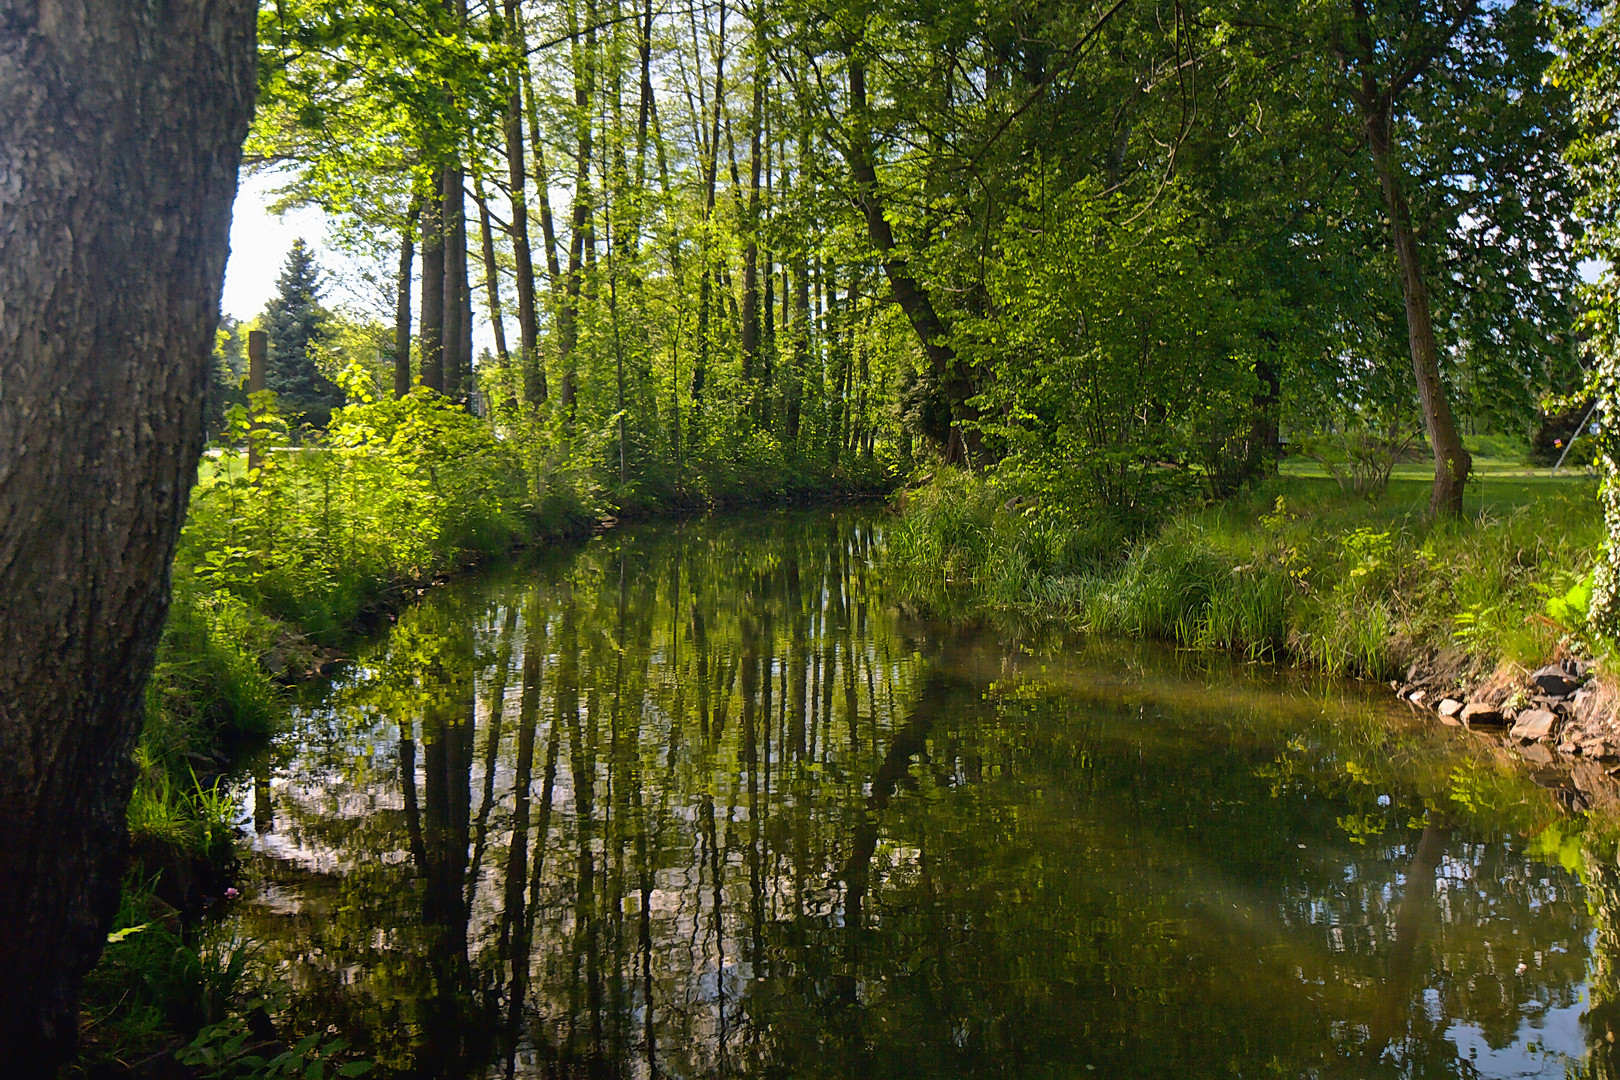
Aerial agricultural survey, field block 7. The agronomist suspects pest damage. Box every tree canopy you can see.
[241,0,1594,521]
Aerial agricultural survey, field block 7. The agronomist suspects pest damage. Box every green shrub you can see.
[180,386,544,638]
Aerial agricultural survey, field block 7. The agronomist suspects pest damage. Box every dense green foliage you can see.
[964,183,1263,517]
[183,387,536,636]
[1556,2,1620,635]
[235,0,1592,525]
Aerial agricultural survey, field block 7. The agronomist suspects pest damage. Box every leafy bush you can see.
[180,1022,372,1080]
[179,383,553,638]
[1294,427,1421,501]
[960,178,1263,522]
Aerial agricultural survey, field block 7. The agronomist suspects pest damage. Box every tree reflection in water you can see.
[222,510,1611,1079]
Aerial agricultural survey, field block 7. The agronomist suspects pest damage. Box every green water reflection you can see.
[223,510,1618,1078]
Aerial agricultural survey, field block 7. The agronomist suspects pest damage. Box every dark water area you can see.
[219,509,1620,1078]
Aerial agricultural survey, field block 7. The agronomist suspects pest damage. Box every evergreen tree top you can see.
[270,237,323,307]
[261,238,342,430]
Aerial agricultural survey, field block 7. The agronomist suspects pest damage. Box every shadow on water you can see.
[221,509,1620,1078]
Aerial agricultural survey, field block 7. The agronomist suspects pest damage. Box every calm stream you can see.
[219,510,1620,1078]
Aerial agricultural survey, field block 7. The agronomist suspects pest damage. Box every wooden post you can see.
[247,329,266,479]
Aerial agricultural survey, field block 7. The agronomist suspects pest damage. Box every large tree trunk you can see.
[0,2,256,1067]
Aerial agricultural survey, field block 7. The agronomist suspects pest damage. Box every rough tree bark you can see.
[0,1,256,1068]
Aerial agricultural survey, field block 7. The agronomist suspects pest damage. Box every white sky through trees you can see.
[222,172,327,323]
[222,171,500,353]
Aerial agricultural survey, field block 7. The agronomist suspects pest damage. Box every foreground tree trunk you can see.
[0,2,256,1068]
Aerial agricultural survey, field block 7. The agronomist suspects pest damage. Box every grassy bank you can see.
[890,463,1604,680]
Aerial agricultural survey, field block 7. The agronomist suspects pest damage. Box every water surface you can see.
[221,510,1620,1078]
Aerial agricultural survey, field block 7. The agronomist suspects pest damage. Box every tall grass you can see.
[890,469,1604,679]
[72,872,255,1072]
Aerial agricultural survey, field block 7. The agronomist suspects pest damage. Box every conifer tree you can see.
[262,239,343,430]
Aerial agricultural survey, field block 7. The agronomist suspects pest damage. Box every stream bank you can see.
[1393,651,1620,810]
[890,466,1620,793]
